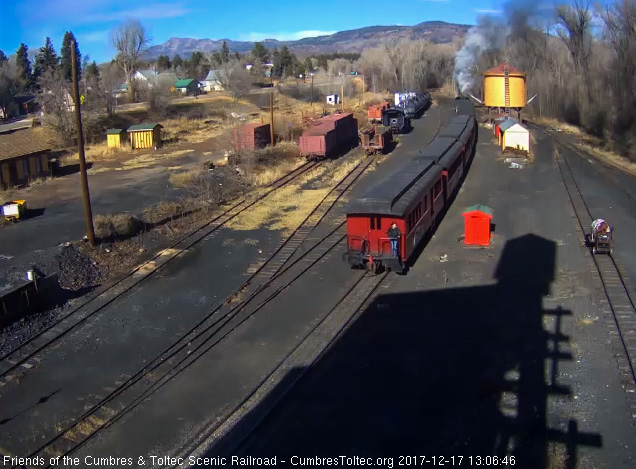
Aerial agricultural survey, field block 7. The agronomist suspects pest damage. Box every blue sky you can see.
[0,0,504,63]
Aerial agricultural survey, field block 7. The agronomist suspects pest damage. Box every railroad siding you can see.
[226,126,636,467]
[0,226,283,455]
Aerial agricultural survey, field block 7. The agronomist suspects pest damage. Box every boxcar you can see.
[346,160,444,273]
[299,121,338,159]
[299,112,358,159]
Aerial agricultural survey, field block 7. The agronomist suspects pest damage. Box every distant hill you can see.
[142,21,471,59]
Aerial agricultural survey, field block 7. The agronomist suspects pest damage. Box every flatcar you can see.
[346,97,477,273]
[345,160,444,273]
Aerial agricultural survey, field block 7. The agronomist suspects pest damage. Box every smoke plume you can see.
[454,0,553,93]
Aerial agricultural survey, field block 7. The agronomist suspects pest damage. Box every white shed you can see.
[326,94,340,105]
[500,120,530,153]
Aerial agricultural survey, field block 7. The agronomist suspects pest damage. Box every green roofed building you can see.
[127,123,163,150]
[174,78,201,96]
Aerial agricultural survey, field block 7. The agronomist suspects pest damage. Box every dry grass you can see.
[169,169,201,188]
[161,116,229,144]
[94,213,144,239]
[227,152,367,237]
[248,157,305,186]
[532,117,584,136]
[531,116,636,175]
[573,142,636,176]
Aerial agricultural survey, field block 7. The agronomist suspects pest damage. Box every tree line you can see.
[461,0,636,160]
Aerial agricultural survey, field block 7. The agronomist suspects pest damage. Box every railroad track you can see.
[0,160,319,380]
[176,270,390,467]
[546,127,636,419]
[6,154,377,468]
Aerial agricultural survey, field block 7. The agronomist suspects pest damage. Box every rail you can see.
[3,153,379,466]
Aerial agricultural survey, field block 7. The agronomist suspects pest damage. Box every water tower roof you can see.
[484,63,526,76]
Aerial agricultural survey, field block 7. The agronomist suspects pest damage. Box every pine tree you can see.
[60,31,81,82]
[156,55,171,71]
[15,43,33,92]
[220,41,230,63]
[85,61,100,81]
[34,37,59,79]
[0,50,7,63]
[252,42,269,63]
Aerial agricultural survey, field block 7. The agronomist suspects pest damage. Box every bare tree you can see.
[36,69,75,145]
[555,0,594,121]
[218,59,253,100]
[111,19,149,103]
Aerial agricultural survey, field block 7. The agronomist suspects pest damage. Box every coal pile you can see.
[55,245,102,291]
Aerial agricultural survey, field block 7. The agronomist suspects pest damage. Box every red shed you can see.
[233,123,271,151]
[462,204,494,246]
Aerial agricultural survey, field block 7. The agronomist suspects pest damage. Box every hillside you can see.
[142,21,471,59]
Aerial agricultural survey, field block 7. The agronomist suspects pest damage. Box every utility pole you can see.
[341,83,344,112]
[270,91,275,146]
[310,73,314,105]
[71,39,96,245]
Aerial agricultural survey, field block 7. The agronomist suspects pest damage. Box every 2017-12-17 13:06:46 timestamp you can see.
[397,456,516,465]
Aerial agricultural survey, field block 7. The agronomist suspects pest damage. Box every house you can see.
[132,70,178,89]
[0,128,52,189]
[174,79,201,96]
[201,70,226,92]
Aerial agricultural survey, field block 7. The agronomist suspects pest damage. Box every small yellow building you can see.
[106,129,126,148]
[127,123,162,150]
[500,120,530,153]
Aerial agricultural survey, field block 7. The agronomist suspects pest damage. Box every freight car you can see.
[382,108,410,134]
[233,123,271,151]
[359,125,392,155]
[402,92,431,118]
[367,101,390,122]
[345,98,476,273]
[299,112,358,160]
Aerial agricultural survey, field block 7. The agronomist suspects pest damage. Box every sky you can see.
[0,0,505,63]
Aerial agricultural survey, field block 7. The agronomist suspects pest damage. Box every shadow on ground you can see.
[200,234,602,469]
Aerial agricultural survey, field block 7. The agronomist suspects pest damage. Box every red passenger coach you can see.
[345,96,477,274]
[346,161,443,273]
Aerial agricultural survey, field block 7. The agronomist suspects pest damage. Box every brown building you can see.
[0,128,52,189]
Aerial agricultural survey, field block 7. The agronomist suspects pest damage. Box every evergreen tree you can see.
[60,31,81,82]
[0,50,7,63]
[220,41,230,63]
[34,37,59,79]
[172,54,183,70]
[15,43,33,92]
[156,55,171,71]
[85,61,100,81]
[252,42,269,63]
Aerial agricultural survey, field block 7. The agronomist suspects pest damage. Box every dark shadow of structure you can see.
[53,161,94,177]
[197,234,602,469]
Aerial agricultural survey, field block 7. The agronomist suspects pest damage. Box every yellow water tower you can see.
[483,63,527,118]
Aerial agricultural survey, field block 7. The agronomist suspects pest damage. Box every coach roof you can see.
[412,136,457,163]
[348,160,442,216]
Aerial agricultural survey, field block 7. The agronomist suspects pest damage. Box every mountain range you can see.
[141,21,471,59]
